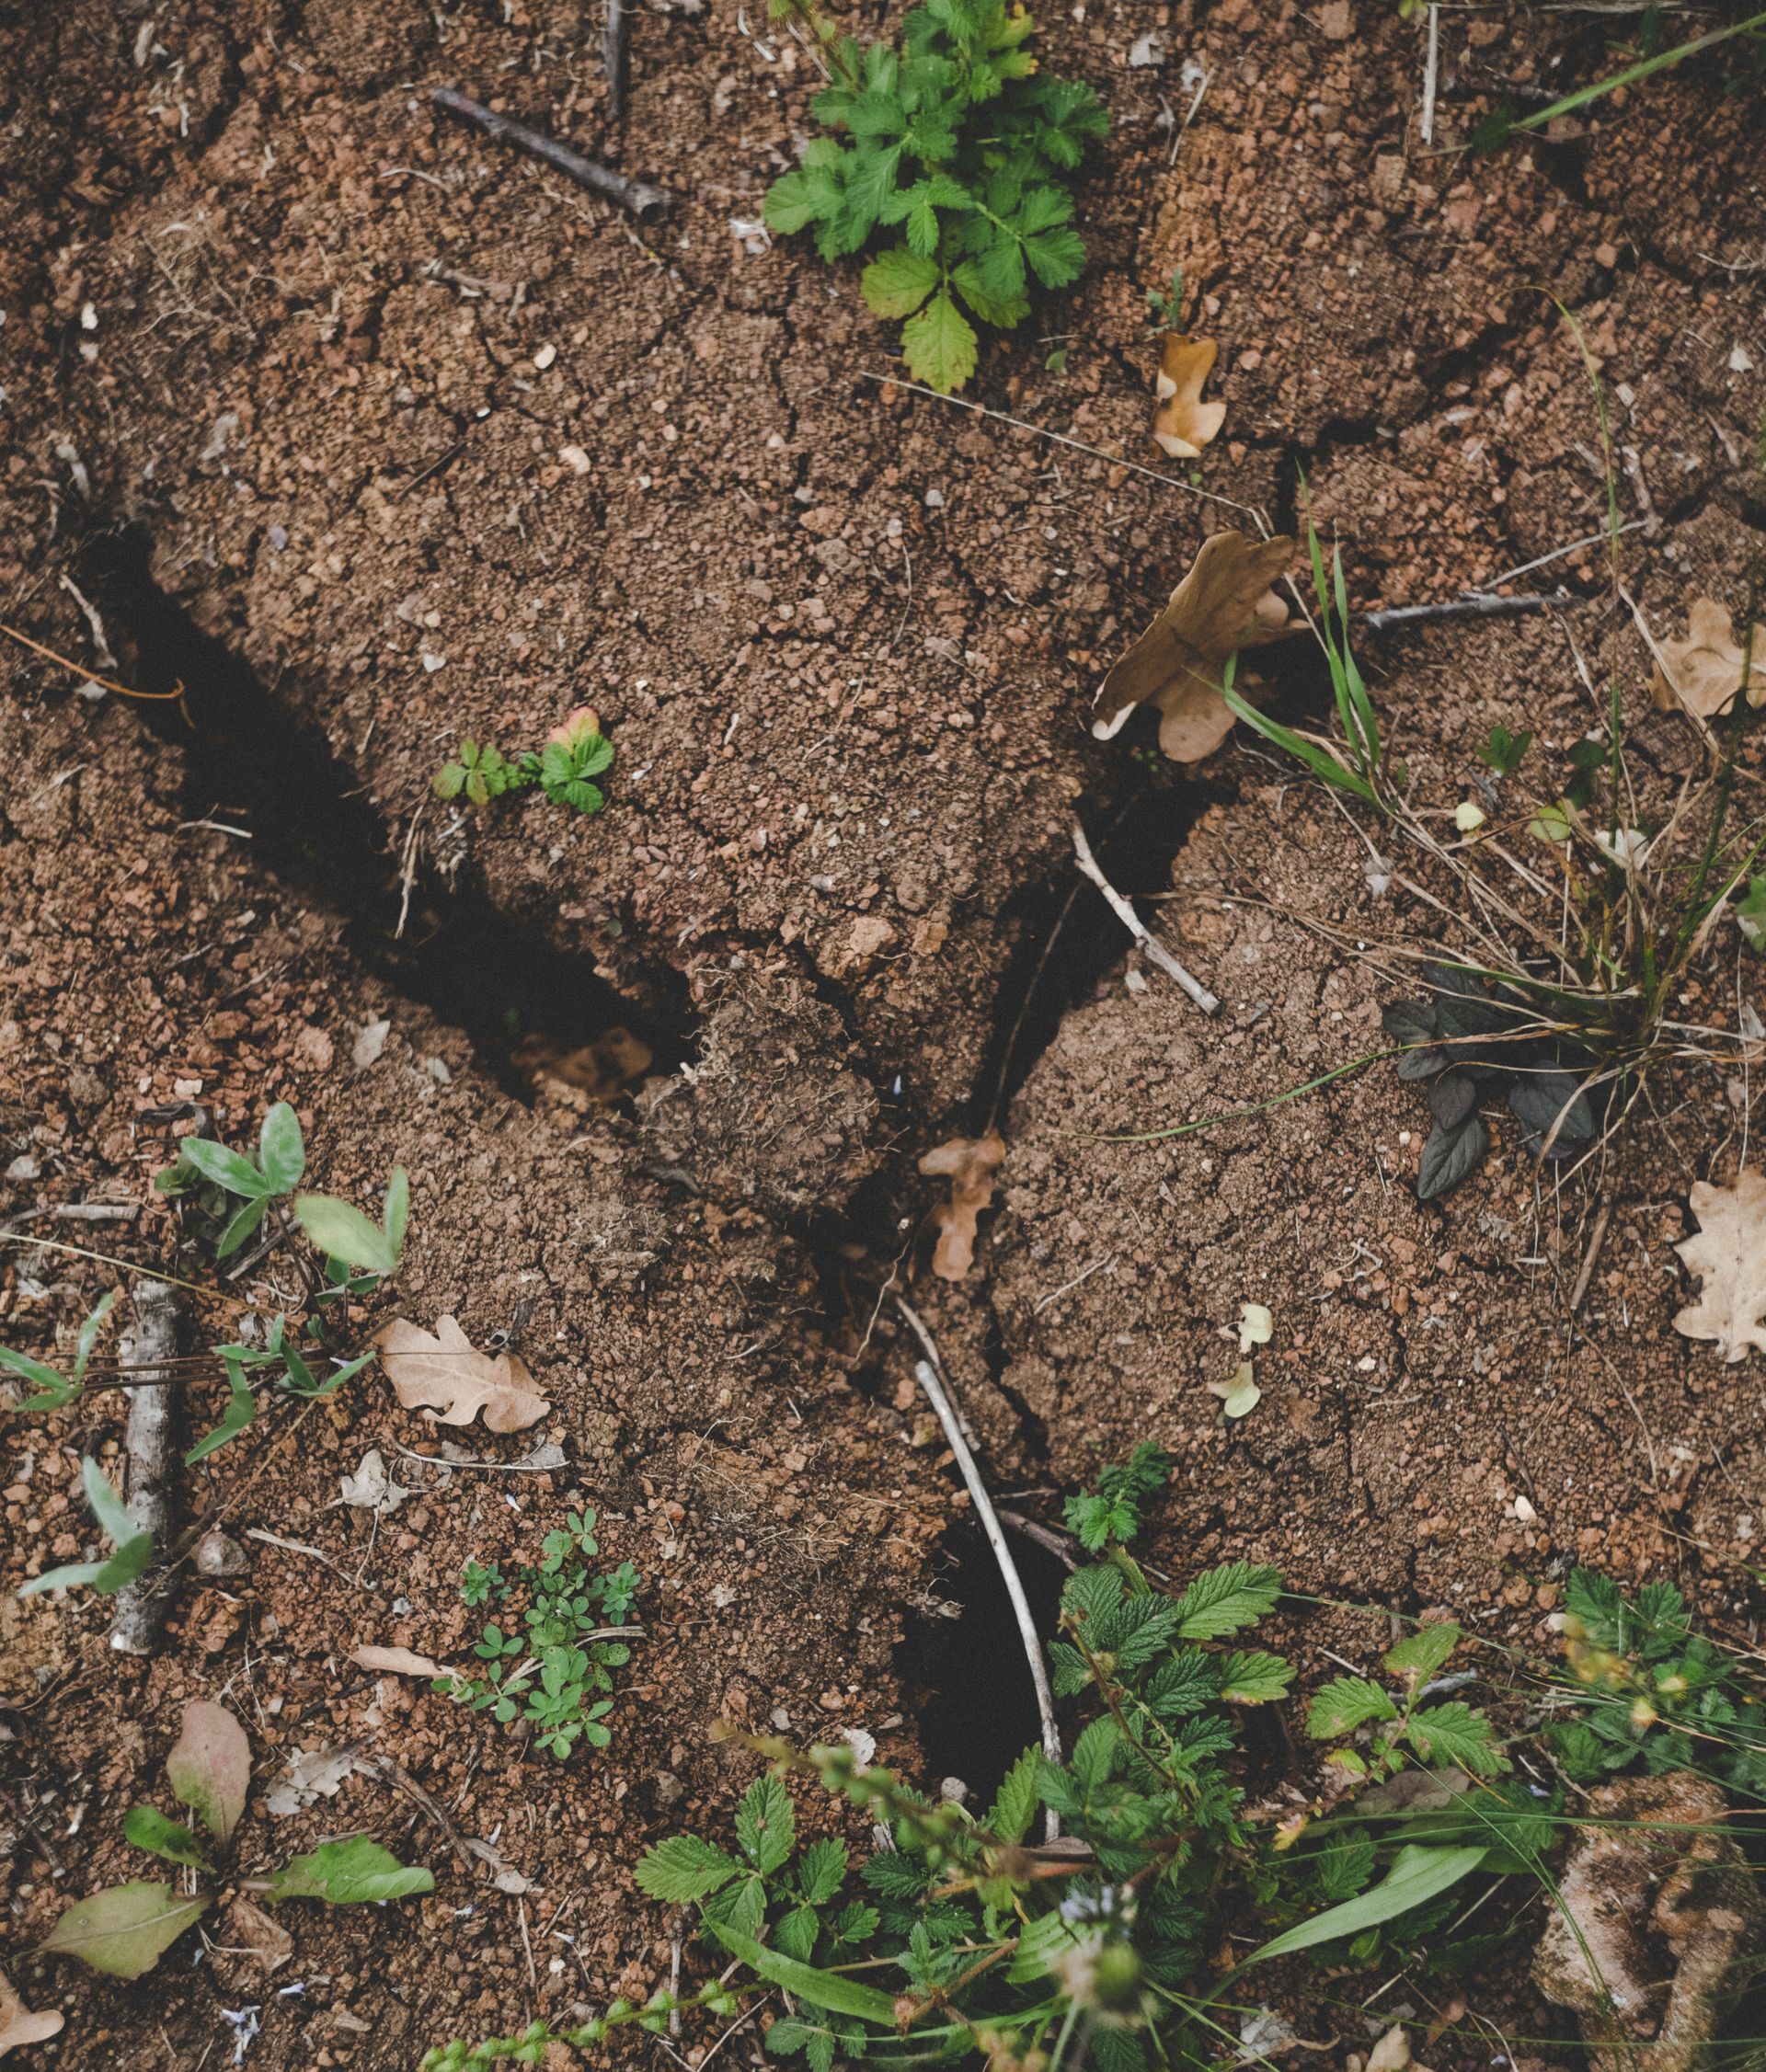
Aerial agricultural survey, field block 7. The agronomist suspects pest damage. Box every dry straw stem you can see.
[1071,818,1219,1013]
[108,1281,182,1656]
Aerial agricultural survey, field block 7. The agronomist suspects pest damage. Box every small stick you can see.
[1419,4,1440,144]
[606,0,630,125]
[1357,592,1570,632]
[1568,1201,1613,1316]
[1071,818,1219,1015]
[893,1297,1062,1838]
[109,1283,183,1656]
[430,88,670,221]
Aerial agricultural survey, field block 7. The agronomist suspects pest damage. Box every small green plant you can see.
[16,1456,155,1599]
[1143,265,1185,336]
[437,1509,642,1760]
[1307,1620,1507,1780]
[40,1699,430,1981]
[760,0,1107,394]
[1548,1567,1766,1798]
[1061,1438,1170,1551]
[433,706,614,817]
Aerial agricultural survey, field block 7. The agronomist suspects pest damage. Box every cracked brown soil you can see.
[2,0,1766,2066]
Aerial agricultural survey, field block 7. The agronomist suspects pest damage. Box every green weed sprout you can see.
[761,0,1108,393]
[434,706,614,817]
[17,1457,155,1599]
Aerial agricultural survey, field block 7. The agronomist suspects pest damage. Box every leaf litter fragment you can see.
[1210,1360,1261,1420]
[1649,597,1766,718]
[0,1965,63,2056]
[373,1314,551,1432]
[337,1448,414,1516]
[1152,333,1226,459]
[1092,532,1294,761]
[1674,1170,1766,1361]
[918,1133,1006,1279]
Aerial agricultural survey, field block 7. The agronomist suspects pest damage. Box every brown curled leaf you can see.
[0,1965,64,2056]
[1092,532,1295,761]
[1673,1170,1766,1362]
[373,1315,552,1432]
[1152,333,1227,460]
[1650,596,1766,719]
[918,1132,1006,1280]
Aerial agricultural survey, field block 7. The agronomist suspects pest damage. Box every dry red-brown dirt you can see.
[3,0,1766,2066]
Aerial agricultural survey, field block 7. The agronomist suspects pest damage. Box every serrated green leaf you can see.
[1384,1622,1462,1686]
[736,1773,795,1874]
[900,292,978,394]
[1216,1650,1294,1704]
[265,1837,433,1905]
[862,246,939,319]
[951,262,1029,330]
[1307,1676,1398,1740]
[987,1744,1041,1843]
[1025,224,1085,290]
[636,1835,744,1904]
[1174,1561,1282,1641]
[796,1837,848,1906]
[774,1904,820,1962]
[1405,1702,1508,1777]
[40,1882,210,1978]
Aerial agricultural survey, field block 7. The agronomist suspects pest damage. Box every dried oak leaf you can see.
[1673,1170,1766,1360]
[1093,531,1295,761]
[1650,597,1766,718]
[918,1132,1006,1280]
[373,1314,551,1432]
[0,1965,63,2057]
[1152,333,1227,460]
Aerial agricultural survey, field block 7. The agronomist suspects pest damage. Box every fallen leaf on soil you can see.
[264,1744,363,1817]
[338,1448,413,1516]
[166,1699,250,1845]
[1152,334,1226,460]
[1237,1302,1273,1354]
[350,1644,446,1678]
[0,1965,63,2055]
[224,1897,292,1975]
[1209,1360,1261,1419]
[1672,1170,1766,1361]
[373,1314,551,1432]
[1650,597,1766,718]
[1356,2030,1428,2072]
[1092,532,1295,761]
[352,1017,391,1068]
[40,1883,209,1980]
[917,1132,1006,1279]
[1533,1771,1762,2072]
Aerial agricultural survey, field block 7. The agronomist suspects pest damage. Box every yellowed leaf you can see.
[0,1965,63,2057]
[350,1644,447,1678]
[1152,333,1227,460]
[917,1133,1006,1280]
[1093,531,1294,761]
[1673,1171,1766,1361]
[373,1315,551,1432]
[1208,1360,1261,1419]
[1650,596,1766,719]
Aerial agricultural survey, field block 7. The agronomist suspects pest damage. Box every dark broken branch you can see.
[606,0,631,125]
[430,88,670,222]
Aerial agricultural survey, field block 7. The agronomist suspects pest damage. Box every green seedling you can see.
[434,707,614,818]
[1062,1438,1170,1552]
[16,1456,155,1599]
[761,0,1107,393]
[0,1289,117,1412]
[1144,264,1185,336]
[438,1509,643,1760]
[154,1099,306,1260]
[1307,1621,1507,1782]
[42,1698,430,1982]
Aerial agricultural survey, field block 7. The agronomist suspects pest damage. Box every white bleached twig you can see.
[1072,818,1219,1014]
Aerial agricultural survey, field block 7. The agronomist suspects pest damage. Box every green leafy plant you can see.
[1062,1439,1170,1551]
[1548,1567,1766,1798]
[1143,264,1185,336]
[16,1456,155,1599]
[1306,1620,1506,1781]
[436,1509,643,1760]
[153,1099,307,1259]
[760,0,1107,393]
[41,1699,430,1980]
[434,707,614,818]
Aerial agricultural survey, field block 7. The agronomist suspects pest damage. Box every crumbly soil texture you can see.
[2,1,1765,2066]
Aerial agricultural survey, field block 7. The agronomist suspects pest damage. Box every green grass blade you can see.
[705,1921,904,2027]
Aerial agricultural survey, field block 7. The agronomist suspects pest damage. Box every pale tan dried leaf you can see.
[1650,596,1766,718]
[225,1897,292,1975]
[1092,532,1294,761]
[1674,1171,1766,1361]
[917,1133,1006,1280]
[0,1965,63,2056]
[350,1644,447,1678]
[1152,333,1227,459]
[373,1314,551,1432]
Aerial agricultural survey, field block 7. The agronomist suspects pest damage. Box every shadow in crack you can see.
[84,529,694,1099]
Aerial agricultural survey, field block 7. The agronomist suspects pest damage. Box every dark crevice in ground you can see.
[83,527,697,1101]
[893,1519,1069,1805]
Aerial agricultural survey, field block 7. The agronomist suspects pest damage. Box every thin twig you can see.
[1071,818,1219,1013]
[396,800,425,942]
[606,0,630,124]
[430,89,670,221]
[1357,591,1570,633]
[109,1283,183,1656]
[1568,1202,1613,1315]
[892,1298,1062,1838]
[1419,5,1440,143]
